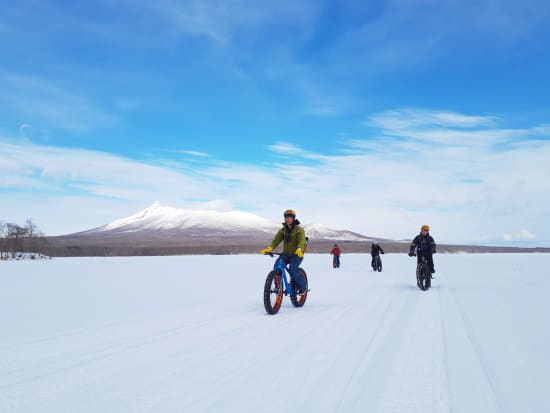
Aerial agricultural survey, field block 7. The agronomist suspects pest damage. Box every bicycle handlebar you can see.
[264,252,284,257]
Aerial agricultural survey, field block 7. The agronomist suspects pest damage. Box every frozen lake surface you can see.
[1,253,549,412]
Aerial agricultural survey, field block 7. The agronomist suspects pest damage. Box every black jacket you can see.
[371,244,384,256]
[410,234,436,255]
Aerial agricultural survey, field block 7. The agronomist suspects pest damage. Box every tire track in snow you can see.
[146,303,359,413]
[147,269,397,412]
[516,279,550,295]
[442,280,504,413]
[436,282,453,413]
[0,320,127,352]
[0,314,266,391]
[333,295,406,412]
[371,281,450,413]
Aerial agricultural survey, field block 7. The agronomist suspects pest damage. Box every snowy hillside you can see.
[81,202,369,241]
[1,253,548,412]
[302,223,370,241]
[94,202,279,234]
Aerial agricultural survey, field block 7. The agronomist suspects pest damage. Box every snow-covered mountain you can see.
[91,202,279,235]
[302,223,372,242]
[81,202,370,241]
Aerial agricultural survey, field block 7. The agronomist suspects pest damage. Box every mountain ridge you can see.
[40,203,550,256]
[73,202,375,242]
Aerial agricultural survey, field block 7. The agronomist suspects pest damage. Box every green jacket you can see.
[269,221,306,255]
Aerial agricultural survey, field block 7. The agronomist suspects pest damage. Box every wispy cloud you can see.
[179,150,211,158]
[2,107,550,245]
[336,1,550,71]
[268,142,304,155]
[143,0,319,45]
[504,229,537,242]
[0,74,117,133]
[368,108,497,130]
[267,142,327,162]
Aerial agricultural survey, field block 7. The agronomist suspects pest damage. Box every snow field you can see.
[0,253,549,412]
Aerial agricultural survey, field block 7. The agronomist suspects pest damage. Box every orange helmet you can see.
[421,224,430,231]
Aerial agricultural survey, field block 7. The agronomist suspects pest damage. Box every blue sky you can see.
[1,0,550,246]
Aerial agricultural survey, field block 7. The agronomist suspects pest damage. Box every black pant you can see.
[417,253,434,273]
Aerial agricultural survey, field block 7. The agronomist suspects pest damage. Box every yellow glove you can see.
[260,247,273,255]
[295,248,304,258]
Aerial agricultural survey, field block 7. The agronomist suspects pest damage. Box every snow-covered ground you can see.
[1,253,548,413]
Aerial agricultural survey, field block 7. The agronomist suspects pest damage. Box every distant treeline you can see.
[38,236,550,257]
[0,219,48,259]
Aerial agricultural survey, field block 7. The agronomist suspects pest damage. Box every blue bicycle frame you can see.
[264,252,308,314]
[272,254,296,296]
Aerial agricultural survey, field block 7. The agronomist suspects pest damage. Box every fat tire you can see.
[419,263,430,291]
[264,270,283,314]
[416,264,424,290]
[290,268,308,308]
[425,267,432,290]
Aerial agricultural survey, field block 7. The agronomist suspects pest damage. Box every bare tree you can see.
[0,219,48,258]
[7,223,28,258]
[25,219,38,237]
[0,221,6,259]
[25,219,42,256]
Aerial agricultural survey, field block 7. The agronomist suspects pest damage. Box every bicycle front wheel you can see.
[264,270,283,314]
[290,268,308,308]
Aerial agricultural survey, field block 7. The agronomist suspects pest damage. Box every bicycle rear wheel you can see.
[264,270,283,314]
[416,263,430,291]
[425,266,431,290]
[290,268,308,308]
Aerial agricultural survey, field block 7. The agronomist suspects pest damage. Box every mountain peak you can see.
[83,203,370,241]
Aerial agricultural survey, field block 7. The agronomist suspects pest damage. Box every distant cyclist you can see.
[370,241,384,268]
[330,244,341,268]
[260,209,308,294]
[408,225,436,274]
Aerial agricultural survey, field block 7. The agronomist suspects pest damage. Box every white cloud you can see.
[368,108,497,130]
[519,229,536,240]
[2,108,550,245]
[179,150,210,157]
[503,230,537,242]
[19,123,33,135]
[192,199,233,212]
[268,142,304,155]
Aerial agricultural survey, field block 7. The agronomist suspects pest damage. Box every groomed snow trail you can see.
[0,254,549,412]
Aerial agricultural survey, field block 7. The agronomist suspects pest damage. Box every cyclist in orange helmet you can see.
[409,224,436,274]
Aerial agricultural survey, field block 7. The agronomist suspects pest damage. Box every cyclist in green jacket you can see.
[260,209,307,294]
